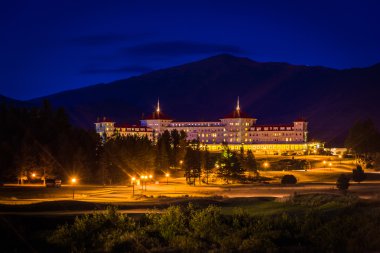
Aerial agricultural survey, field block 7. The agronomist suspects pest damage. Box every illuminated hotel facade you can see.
[95,98,321,154]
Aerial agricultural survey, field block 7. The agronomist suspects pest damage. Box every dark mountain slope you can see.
[29,54,380,146]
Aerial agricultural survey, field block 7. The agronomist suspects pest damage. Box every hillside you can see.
[29,54,380,146]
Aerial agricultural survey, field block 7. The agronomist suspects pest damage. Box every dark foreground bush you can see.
[49,201,380,252]
[281,174,297,184]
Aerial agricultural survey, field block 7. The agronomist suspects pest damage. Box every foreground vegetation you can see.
[47,194,380,253]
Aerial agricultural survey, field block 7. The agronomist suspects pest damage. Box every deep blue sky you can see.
[1,0,380,100]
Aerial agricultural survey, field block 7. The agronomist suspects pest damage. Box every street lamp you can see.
[32,173,36,178]
[131,177,136,196]
[263,162,269,169]
[165,173,170,185]
[140,175,144,190]
[323,160,327,169]
[329,162,332,170]
[71,177,77,199]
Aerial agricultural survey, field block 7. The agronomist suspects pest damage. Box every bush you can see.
[48,206,138,252]
[352,165,366,183]
[49,201,380,252]
[281,174,297,184]
[336,174,350,191]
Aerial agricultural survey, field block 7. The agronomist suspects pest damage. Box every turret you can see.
[140,99,173,136]
[220,97,256,144]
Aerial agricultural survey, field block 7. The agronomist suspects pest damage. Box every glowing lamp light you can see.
[165,173,170,177]
[329,162,332,166]
[263,162,269,168]
[149,175,153,179]
[71,178,77,184]
[132,177,136,182]
[32,173,36,178]
[323,160,327,164]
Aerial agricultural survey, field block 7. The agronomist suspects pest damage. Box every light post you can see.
[71,178,77,199]
[140,175,144,191]
[131,177,136,197]
[165,173,170,185]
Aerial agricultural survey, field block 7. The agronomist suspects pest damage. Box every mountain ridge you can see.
[26,54,380,146]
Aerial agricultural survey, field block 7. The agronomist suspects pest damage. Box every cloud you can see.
[80,65,153,74]
[70,33,151,46]
[120,41,244,57]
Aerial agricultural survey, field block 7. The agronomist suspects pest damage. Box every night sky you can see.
[1,0,380,100]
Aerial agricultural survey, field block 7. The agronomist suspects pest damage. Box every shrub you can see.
[281,174,297,184]
[336,174,350,191]
[48,206,138,252]
[352,165,366,183]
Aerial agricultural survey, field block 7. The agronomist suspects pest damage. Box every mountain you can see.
[29,54,380,146]
[0,94,29,107]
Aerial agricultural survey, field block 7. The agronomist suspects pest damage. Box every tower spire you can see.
[156,98,160,113]
[236,96,240,111]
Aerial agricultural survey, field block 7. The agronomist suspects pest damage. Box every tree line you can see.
[0,102,259,184]
[0,101,99,183]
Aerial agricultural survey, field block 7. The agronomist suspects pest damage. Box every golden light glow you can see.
[165,173,170,177]
[132,177,136,181]
[329,162,332,166]
[71,178,77,184]
[323,160,327,164]
[32,173,36,178]
[149,175,153,179]
[179,160,183,165]
[263,162,269,168]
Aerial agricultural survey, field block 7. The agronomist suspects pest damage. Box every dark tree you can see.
[352,165,366,184]
[336,174,350,191]
[183,140,202,185]
[202,148,215,184]
[245,150,258,172]
[155,131,171,173]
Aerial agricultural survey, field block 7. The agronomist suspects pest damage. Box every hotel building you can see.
[95,98,320,153]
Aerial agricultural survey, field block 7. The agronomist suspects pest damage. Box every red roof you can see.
[117,123,141,128]
[143,111,172,120]
[294,117,307,122]
[252,124,293,128]
[96,116,114,123]
[222,109,253,119]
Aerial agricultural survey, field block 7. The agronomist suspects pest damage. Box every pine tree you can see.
[245,150,257,172]
[203,148,214,184]
[336,174,350,191]
[184,140,202,185]
[217,145,245,183]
